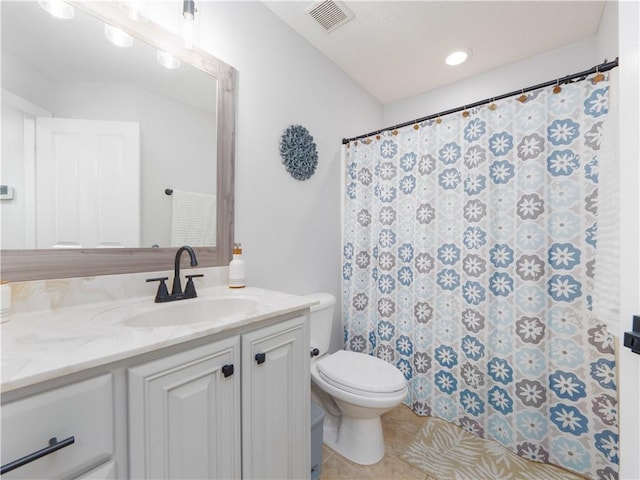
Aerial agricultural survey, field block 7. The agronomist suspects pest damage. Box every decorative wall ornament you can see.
[279,124,318,181]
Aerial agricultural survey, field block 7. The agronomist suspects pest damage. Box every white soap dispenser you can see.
[229,243,246,288]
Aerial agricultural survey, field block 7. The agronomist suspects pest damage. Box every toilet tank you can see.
[306,293,336,357]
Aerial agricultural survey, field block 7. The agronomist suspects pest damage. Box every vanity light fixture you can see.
[105,23,134,47]
[157,50,181,70]
[37,0,74,19]
[183,0,196,20]
[182,0,199,48]
[445,48,472,66]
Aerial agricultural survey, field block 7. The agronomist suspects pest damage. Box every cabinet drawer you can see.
[1,374,114,479]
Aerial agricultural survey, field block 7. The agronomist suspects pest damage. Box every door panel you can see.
[128,337,241,479]
[242,317,310,480]
[35,118,140,248]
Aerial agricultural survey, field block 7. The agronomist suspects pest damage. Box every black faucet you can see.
[146,246,203,303]
[172,245,198,295]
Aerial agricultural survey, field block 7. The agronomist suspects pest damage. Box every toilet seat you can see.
[316,350,406,397]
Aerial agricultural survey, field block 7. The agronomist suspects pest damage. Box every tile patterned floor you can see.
[320,404,437,480]
[321,405,585,480]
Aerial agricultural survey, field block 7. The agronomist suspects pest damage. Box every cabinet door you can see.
[242,316,310,479]
[73,460,116,479]
[128,336,241,479]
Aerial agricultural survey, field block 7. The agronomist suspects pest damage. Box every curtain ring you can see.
[489,98,497,111]
[553,79,562,94]
[462,105,470,118]
[594,65,605,84]
[518,89,527,103]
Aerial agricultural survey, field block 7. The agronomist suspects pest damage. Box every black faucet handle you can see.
[184,274,204,297]
[146,277,169,302]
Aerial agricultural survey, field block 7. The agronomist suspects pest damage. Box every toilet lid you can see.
[316,350,406,395]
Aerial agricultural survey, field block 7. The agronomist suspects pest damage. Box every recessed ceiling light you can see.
[105,24,134,47]
[445,48,472,66]
[37,0,74,19]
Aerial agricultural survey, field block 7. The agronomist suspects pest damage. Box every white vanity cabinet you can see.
[0,375,114,480]
[128,336,242,479]
[242,316,310,479]
[128,314,310,480]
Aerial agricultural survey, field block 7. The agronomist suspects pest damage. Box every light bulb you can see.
[183,0,195,20]
[445,48,472,66]
[37,0,74,19]
[105,24,134,47]
[157,50,181,70]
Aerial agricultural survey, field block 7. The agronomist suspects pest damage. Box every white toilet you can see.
[307,293,408,465]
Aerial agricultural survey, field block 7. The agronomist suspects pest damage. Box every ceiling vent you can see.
[306,0,354,33]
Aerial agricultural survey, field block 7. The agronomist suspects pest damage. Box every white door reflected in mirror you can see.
[34,117,140,249]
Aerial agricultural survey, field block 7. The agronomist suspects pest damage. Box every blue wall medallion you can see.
[280,124,318,181]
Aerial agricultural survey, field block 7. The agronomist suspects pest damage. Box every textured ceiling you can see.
[264,1,605,104]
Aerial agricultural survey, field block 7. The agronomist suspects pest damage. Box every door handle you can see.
[1,436,75,475]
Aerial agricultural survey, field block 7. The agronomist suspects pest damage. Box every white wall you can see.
[384,35,603,127]
[1,99,32,248]
[148,2,383,350]
[617,1,640,477]
[383,0,621,127]
[1,50,53,111]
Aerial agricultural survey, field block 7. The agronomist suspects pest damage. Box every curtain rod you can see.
[342,57,619,145]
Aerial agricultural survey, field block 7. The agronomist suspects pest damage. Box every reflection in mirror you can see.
[0,0,236,281]
[2,0,216,249]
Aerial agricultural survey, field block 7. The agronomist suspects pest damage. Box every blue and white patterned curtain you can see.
[342,75,618,479]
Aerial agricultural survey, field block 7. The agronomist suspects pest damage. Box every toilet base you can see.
[324,415,385,465]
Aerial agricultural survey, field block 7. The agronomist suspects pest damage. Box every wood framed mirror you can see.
[1,1,236,281]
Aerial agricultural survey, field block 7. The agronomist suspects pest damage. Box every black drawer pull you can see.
[222,364,234,377]
[255,353,266,365]
[1,436,75,474]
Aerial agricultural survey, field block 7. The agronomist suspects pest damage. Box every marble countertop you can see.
[1,287,314,393]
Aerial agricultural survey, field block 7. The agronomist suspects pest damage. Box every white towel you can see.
[170,189,216,247]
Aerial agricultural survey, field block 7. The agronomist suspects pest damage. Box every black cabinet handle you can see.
[1,436,75,475]
[255,353,266,365]
[222,364,234,377]
[624,315,640,355]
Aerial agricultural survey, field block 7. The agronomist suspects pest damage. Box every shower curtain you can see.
[342,75,618,479]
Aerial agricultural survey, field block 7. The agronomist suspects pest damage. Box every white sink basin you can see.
[122,296,260,328]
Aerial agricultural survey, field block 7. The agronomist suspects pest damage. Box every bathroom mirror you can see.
[0,0,236,281]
